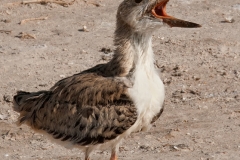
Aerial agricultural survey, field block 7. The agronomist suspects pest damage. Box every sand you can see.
[0,0,240,159]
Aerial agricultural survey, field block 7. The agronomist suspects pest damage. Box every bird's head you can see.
[117,0,201,32]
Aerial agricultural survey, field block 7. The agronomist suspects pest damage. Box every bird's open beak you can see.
[151,0,201,28]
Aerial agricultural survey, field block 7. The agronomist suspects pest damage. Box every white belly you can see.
[128,66,165,131]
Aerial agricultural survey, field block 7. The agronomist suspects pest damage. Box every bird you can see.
[13,0,200,160]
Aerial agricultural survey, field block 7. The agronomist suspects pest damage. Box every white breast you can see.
[128,65,165,131]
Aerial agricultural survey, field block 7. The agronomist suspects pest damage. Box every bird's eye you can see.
[135,0,142,3]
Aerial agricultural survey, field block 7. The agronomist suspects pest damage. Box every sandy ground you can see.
[0,0,240,159]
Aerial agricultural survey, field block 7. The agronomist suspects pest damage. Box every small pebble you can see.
[171,72,182,77]
[198,105,208,110]
[80,50,87,54]
[39,84,48,87]
[3,95,12,102]
[68,62,74,65]
[193,76,200,81]
[60,75,66,78]
[163,78,172,85]
[79,25,89,32]
[223,15,235,23]
[1,19,11,23]
[101,55,112,61]
[0,114,8,120]
[83,25,88,31]
[100,47,113,54]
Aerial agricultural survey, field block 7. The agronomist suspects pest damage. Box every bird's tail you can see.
[13,90,50,125]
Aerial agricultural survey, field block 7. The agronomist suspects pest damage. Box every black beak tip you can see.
[184,22,202,28]
[193,23,202,28]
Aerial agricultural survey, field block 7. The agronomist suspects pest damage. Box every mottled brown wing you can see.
[14,72,137,145]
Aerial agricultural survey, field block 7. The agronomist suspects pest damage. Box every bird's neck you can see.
[106,24,155,77]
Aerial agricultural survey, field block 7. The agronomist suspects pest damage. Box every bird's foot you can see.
[110,151,118,160]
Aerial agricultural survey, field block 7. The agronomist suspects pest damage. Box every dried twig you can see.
[20,16,48,25]
[16,32,36,39]
[6,2,22,6]
[0,30,12,34]
[84,0,101,7]
[22,0,76,7]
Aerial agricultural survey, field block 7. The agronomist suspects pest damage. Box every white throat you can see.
[131,32,155,73]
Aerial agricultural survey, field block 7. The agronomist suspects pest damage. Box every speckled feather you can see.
[14,69,138,146]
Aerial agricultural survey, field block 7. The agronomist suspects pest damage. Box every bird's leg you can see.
[85,147,91,160]
[110,151,118,160]
[85,153,90,160]
[110,145,119,160]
